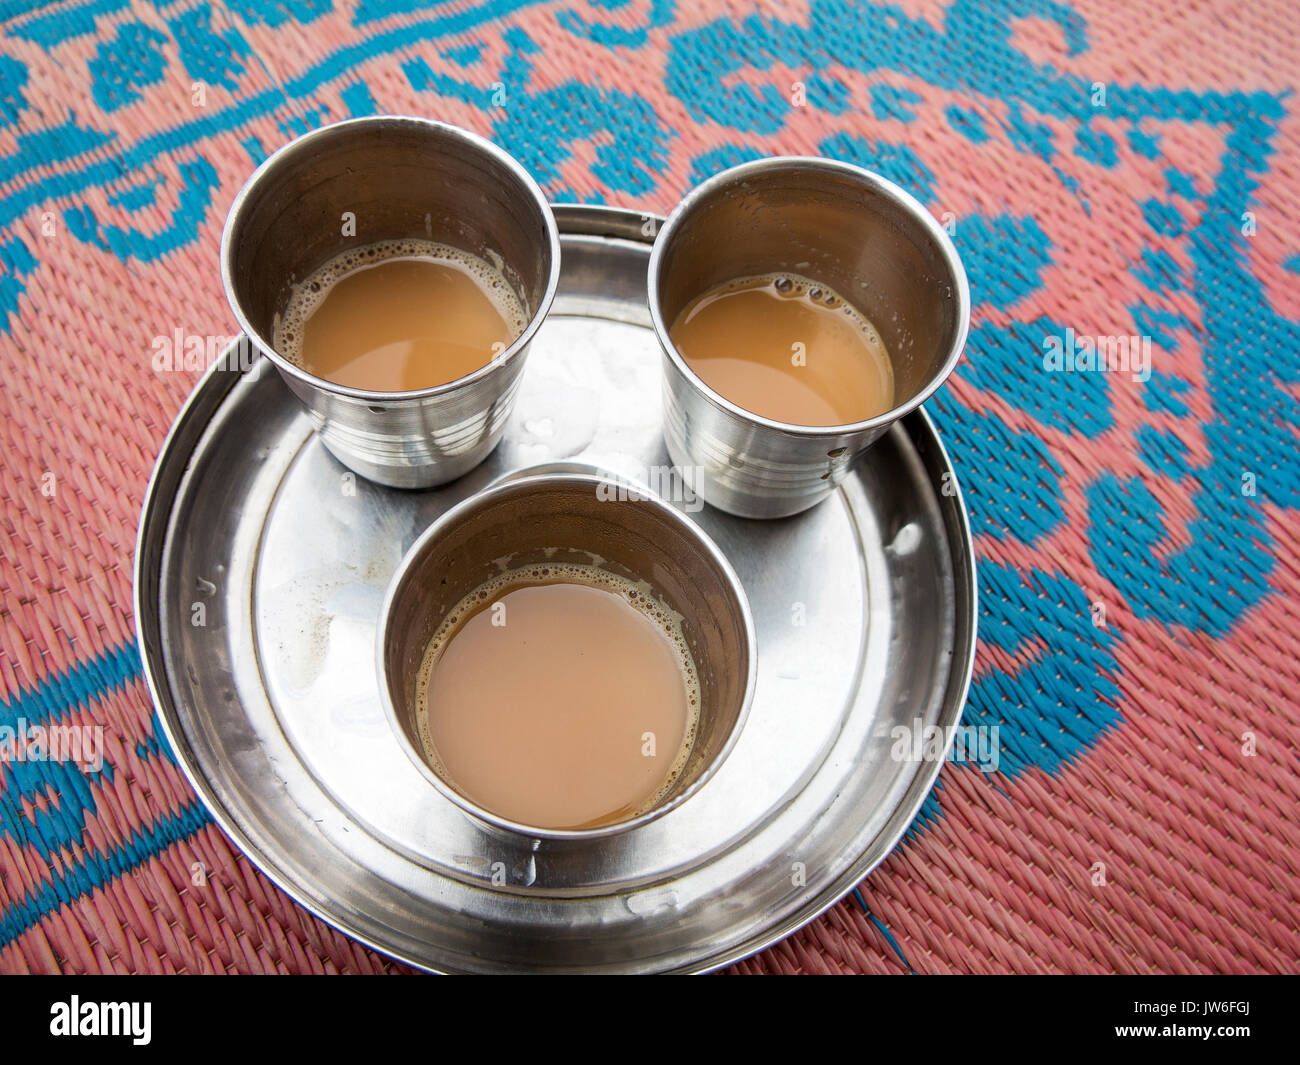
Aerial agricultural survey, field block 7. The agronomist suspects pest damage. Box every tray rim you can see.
[133,203,979,974]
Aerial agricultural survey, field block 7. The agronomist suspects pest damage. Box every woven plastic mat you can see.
[2,0,1297,974]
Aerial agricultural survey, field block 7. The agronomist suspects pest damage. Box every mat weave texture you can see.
[2,0,1298,974]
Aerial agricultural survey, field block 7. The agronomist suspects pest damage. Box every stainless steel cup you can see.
[221,116,560,489]
[649,157,970,519]
[377,473,756,841]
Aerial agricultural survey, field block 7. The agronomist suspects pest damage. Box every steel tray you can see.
[134,205,977,973]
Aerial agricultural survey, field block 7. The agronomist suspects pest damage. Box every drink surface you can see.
[274,239,526,392]
[668,273,895,426]
[416,563,698,831]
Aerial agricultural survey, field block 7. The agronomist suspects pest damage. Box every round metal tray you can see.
[134,205,978,973]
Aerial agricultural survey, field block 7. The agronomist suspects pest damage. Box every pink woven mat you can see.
[1,0,1298,973]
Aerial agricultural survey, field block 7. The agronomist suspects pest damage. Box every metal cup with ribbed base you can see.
[221,116,560,489]
[649,157,969,519]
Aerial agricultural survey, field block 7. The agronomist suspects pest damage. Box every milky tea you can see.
[668,272,895,426]
[415,563,700,831]
[274,239,527,392]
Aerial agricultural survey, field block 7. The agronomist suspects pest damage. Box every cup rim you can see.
[647,155,971,437]
[375,472,758,842]
[219,114,562,404]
